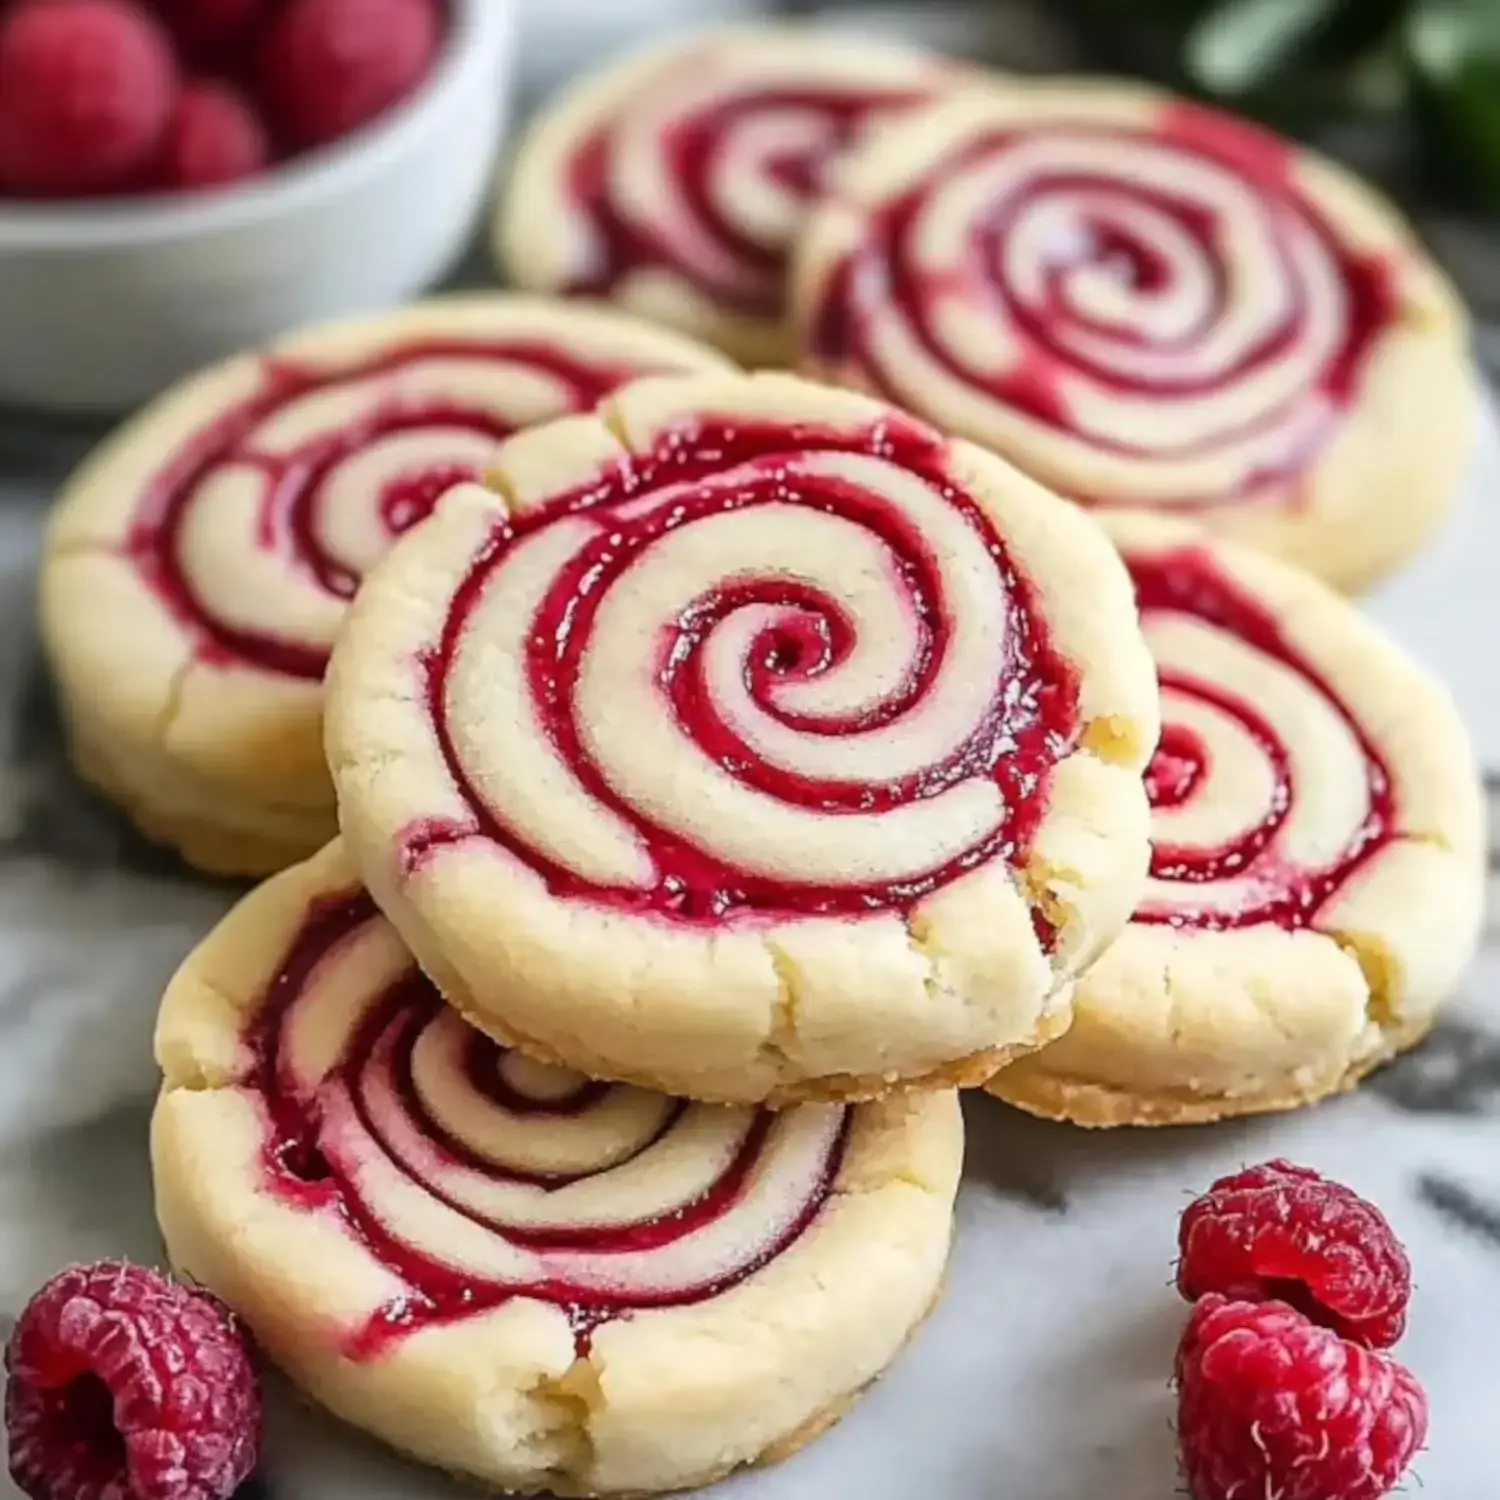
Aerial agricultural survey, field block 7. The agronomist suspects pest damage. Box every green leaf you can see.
[1414,55,1500,202]
[1408,0,1500,78]
[1186,0,1341,91]
[1073,0,1216,20]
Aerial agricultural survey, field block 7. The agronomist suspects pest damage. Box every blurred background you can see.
[6,0,1500,471]
[4,0,1500,473]
[515,0,1500,318]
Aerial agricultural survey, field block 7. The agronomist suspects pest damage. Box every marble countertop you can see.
[0,247,1495,1500]
[0,844,1494,1500]
[0,456,1493,1497]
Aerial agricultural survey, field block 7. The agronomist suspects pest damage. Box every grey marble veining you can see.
[2,928,1499,1499]
[0,537,1494,1497]
[0,3,1494,1490]
[0,267,1496,1500]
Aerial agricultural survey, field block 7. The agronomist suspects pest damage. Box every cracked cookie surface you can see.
[323,371,1159,1102]
[989,515,1486,1126]
[40,296,730,876]
[151,841,962,1496]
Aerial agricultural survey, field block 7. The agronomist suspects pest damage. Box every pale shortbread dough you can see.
[152,841,962,1497]
[325,370,1160,1103]
[40,296,729,876]
[496,26,954,365]
[989,514,1486,1126]
[793,81,1476,593]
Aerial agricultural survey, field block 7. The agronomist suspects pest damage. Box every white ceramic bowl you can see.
[0,0,514,414]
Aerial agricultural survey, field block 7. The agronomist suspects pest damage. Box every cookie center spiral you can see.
[809,104,1397,507]
[1131,545,1395,929]
[565,74,937,318]
[250,896,850,1360]
[403,417,1079,924]
[129,341,645,678]
[1145,722,1209,809]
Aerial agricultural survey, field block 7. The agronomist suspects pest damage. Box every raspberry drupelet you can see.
[1175,1294,1428,1500]
[1177,1158,1412,1347]
[4,1262,261,1500]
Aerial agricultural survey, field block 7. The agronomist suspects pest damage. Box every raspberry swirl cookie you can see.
[794,82,1476,591]
[152,841,961,1496]
[325,371,1160,1104]
[40,297,728,876]
[989,516,1486,1127]
[495,27,953,365]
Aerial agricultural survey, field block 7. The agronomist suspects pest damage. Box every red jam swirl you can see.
[808,103,1397,508]
[404,416,1080,925]
[1143,721,1208,809]
[1131,544,1396,930]
[127,340,654,679]
[247,893,850,1360]
[562,73,938,320]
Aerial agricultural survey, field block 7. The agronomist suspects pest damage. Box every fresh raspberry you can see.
[1175,1295,1427,1500]
[258,0,441,151]
[150,0,271,67]
[162,82,271,190]
[1177,1158,1412,1347]
[0,0,180,198]
[4,1261,261,1500]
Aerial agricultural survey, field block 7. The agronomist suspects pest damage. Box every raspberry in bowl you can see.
[0,0,514,413]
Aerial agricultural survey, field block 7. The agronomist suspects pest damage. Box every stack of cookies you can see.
[37,24,1486,1498]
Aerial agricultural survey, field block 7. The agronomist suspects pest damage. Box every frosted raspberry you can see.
[4,1261,261,1500]
[0,0,179,197]
[1176,1296,1427,1500]
[1177,1158,1411,1347]
[163,82,271,190]
[258,0,441,150]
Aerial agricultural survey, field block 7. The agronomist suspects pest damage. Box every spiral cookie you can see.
[152,841,960,1496]
[40,297,729,876]
[495,27,953,365]
[793,82,1475,592]
[989,515,1485,1127]
[324,370,1159,1103]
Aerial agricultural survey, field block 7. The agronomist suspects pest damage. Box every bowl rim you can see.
[0,0,512,251]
